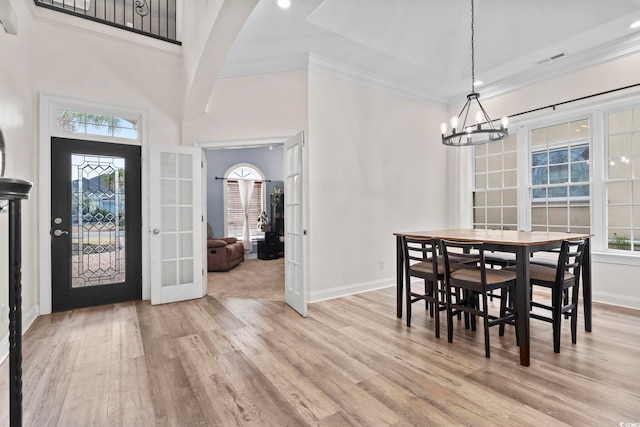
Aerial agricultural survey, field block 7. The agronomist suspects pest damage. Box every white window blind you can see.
[226,180,264,240]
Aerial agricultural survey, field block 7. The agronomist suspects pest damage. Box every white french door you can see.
[149,144,204,305]
[284,132,307,317]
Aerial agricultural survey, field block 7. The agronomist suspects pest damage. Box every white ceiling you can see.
[220,0,640,108]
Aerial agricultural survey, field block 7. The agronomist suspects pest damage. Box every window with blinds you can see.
[226,180,264,240]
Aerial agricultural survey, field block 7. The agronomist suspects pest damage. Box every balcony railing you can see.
[35,0,180,45]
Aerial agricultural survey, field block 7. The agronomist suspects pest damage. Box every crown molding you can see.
[447,32,640,110]
[308,54,447,109]
[219,53,448,109]
[220,31,640,114]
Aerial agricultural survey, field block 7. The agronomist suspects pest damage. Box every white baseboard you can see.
[309,277,395,303]
[593,291,640,311]
[0,304,40,365]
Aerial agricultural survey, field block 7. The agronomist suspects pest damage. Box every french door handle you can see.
[52,229,69,236]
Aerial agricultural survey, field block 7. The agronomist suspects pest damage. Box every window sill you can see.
[592,251,640,266]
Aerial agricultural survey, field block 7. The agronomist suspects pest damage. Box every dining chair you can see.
[401,236,444,337]
[507,239,586,353]
[483,251,516,302]
[440,240,518,358]
[484,251,516,269]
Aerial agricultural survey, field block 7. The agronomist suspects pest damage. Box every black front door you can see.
[51,137,141,312]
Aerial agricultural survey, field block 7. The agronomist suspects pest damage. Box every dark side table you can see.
[0,177,33,427]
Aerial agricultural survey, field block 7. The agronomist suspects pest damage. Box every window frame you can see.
[472,112,597,239]
[50,101,142,144]
[530,142,591,203]
[468,93,640,259]
[222,163,267,241]
[604,104,640,252]
[472,133,519,230]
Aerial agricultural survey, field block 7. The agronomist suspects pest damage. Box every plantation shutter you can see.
[227,180,263,239]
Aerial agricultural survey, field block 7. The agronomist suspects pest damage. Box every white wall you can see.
[0,0,186,357]
[32,19,184,145]
[0,0,38,347]
[451,52,640,310]
[307,71,449,301]
[184,70,309,144]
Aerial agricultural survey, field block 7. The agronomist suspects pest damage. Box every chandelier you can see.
[441,0,508,146]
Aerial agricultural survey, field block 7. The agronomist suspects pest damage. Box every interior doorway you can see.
[204,142,285,301]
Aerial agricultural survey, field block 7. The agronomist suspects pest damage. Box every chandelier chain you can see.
[471,0,475,93]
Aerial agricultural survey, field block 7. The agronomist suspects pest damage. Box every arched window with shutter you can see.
[224,164,266,241]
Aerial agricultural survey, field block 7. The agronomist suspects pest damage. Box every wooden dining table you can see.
[394,229,592,366]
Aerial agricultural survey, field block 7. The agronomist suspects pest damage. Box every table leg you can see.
[396,235,403,318]
[514,246,531,366]
[582,237,592,332]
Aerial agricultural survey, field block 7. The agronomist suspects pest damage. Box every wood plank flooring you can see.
[1,287,639,426]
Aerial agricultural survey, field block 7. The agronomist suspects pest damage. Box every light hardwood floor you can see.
[1,287,639,426]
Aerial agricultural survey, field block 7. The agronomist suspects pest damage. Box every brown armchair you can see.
[207,224,245,272]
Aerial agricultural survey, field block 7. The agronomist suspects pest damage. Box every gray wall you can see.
[206,145,284,252]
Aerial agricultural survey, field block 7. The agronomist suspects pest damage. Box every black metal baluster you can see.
[1,177,32,427]
[8,199,22,427]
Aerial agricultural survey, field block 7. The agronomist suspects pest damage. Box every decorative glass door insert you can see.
[71,153,127,287]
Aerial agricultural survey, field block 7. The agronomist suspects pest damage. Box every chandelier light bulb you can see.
[440,122,448,134]
[476,111,483,124]
[450,116,459,130]
[501,116,509,129]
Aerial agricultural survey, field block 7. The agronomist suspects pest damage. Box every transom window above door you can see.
[55,108,139,141]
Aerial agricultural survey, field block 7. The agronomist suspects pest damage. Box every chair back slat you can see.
[556,239,586,284]
[439,240,486,284]
[402,236,439,272]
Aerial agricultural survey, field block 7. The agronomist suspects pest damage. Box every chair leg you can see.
[427,280,434,316]
[552,287,563,353]
[446,284,454,343]
[434,282,441,339]
[405,272,412,327]
[470,292,477,332]
[570,284,579,345]
[482,292,491,358]
[499,288,507,337]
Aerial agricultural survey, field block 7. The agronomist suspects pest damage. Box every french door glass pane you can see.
[159,151,196,288]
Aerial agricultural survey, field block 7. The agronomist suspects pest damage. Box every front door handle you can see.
[53,229,69,237]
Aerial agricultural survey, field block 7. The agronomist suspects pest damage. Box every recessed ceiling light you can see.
[277,0,291,8]
[473,80,483,86]
[631,20,640,29]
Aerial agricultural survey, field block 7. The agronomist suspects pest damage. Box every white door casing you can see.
[149,144,204,305]
[284,132,307,317]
